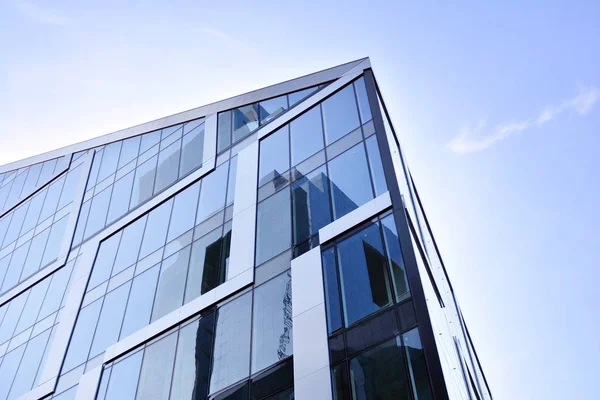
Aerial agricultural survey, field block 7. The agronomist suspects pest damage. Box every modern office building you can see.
[0,58,492,400]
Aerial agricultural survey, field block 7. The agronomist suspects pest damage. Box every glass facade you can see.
[0,62,491,400]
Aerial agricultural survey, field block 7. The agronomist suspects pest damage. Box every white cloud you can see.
[448,86,600,154]
[14,0,69,25]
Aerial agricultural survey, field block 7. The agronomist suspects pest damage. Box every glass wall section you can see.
[256,77,385,264]
[74,118,205,245]
[0,257,76,400]
[0,155,87,295]
[63,160,236,374]
[217,84,327,152]
[96,292,294,400]
[0,155,69,215]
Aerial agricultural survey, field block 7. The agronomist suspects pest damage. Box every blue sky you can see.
[1,1,599,398]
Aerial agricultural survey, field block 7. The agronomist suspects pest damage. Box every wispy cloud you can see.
[448,86,600,154]
[14,0,70,25]
[200,27,251,50]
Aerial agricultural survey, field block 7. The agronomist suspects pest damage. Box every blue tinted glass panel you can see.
[291,165,331,245]
[226,156,237,206]
[217,111,232,152]
[0,293,28,343]
[403,328,433,400]
[255,188,291,266]
[135,332,177,400]
[322,85,360,144]
[354,77,372,123]
[151,245,190,322]
[130,155,157,209]
[120,264,160,339]
[167,182,200,243]
[365,136,387,196]
[290,106,324,166]
[21,228,50,278]
[0,344,26,400]
[139,130,161,155]
[104,350,143,400]
[84,187,112,238]
[2,243,29,292]
[112,217,146,275]
[88,231,121,290]
[39,265,72,319]
[196,162,228,223]
[322,247,342,333]
[106,171,135,224]
[118,136,141,169]
[232,105,259,143]
[62,299,102,371]
[154,140,181,194]
[41,216,69,266]
[97,142,121,183]
[20,190,45,234]
[259,96,288,124]
[8,328,51,398]
[139,199,172,259]
[180,122,205,177]
[381,215,410,301]
[328,144,374,219]
[39,176,64,222]
[3,204,28,246]
[89,282,130,358]
[14,278,49,333]
[288,86,319,106]
[259,126,290,188]
[58,165,82,210]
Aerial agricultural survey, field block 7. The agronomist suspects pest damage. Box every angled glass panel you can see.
[226,156,237,206]
[20,190,46,234]
[217,110,232,152]
[97,142,122,183]
[322,247,342,333]
[196,162,228,224]
[155,139,181,194]
[14,278,49,334]
[288,86,319,106]
[403,328,433,400]
[251,271,293,373]
[290,106,324,166]
[130,155,158,209]
[232,104,259,143]
[21,164,42,196]
[328,144,374,219]
[167,182,200,242]
[185,228,222,303]
[259,126,290,188]
[139,199,173,259]
[180,121,205,178]
[259,95,288,124]
[135,332,177,400]
[89,282,130,358]
[354,77,372,123]
[120,264,160,339]
[62,299,102,372]
[38,175,64,222]
[58,165,83,210]
[2,243,29,292]
[88,231,121,290]
[255,188,291,266]
[21,228,50,279]
[337,223,392,326]
[118,136,141,169]
[106,171,135,224]
[322,84,360,144]
[104,350,143,400]
[365,135,388,196]
[0,292,28,344]
[8,328,51,399]
[140,130,161,155]
[112,217,146,275]
[381,215,410,301]
[291,165,331,245]
[84,187,112,238]
[151,245,190,322]
[0,344,26,400]
[3,203,28,246]
[38,265,72,320]
[41,216,69,266]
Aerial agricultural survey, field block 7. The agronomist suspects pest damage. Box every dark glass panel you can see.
[290,106,324,166]
[365,135,387,196]
[331,363,350,400]
[255,188,291,266]
[291,165,331,245]
[380,215,410,301]
[336,223,392,326]
[232,105,259,143]
[186,227,225,302]
[348,337,411,400]
[322,85,360,145]
[345,308,398,357]
[212,381,249,400]
[321,247,342,333]
[259,126,290,188]
[251,271,293,373]
[251,357,294,400]
[354,77,372,123]
[328,144,374,219]
[403,328,434,400]
[398,300,417,331]
[329,333,346,365]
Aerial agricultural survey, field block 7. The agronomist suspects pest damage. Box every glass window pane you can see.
[348,337,411,400]
[255,188,291,266]
[88,232,121,290]
[155,140,181,194]
[259,96,288,124]
[3,203,28,246]
[135,332,177,400]
[381,215,410,301]
[328,144,374,220]
[62,299,102,371]
[291,165,331,245]
[139,199,173,259]
[39,175,65,222]
[113,217,146,275]
[0,344,26,400]
[209,292,252,394]
[58,165,82,210]
[15,278,50,333]
[251,271,293,373]
[232,105,259,143]
[42,216,69,266]
[403,328,434,400]
[2,243,29,292]
[226,156,238,206]
[180,123,205,178]
[332,363,350,400]
[118,136,141,169]
[106,171,135,224]
[139,130,161,155]
[89,282,130,358]
[151,245,190,322]
[39,265,72,320]
[84,187,112,238]
[9,328,52,398]
[322,247,342,333]
[167,182,200,242]
[290,106,324,166]
[322,85,360,144]
[21,228,50,279]
[104,350,143,400]
[354,77,372,123]
[130,155,158,209]
[259,126,290,188]
[21,190,46,234]
[217,111,232,152]
[120,264,160,339]
[288,86,319,106]
[170,312,215,400]
[196,162,228,224]
[97,142,122,183]
[0,293,28,343]
[337,223,392,326]
[365,136,388,196]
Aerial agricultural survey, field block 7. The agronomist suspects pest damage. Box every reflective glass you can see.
[0,293,28,344]
[0,344,26,400]
[259,126,290,188]
[89,282,130,358]
[130,155,157,209]
[322,247,342,333]
[106,171,134,224]
[251,271,293,373]
[365,136,387,196]
[14,278,49,334]
[232,105,259,143]
[8,328,51,398]
[39,176,64,222]
[348,337,411,400]
[84,187,111,237]
[167,182,200,242]
[209,292,252,394]
[259,96,288,124]
[20,190,45,234]
[322,85,360,145]
[337,223,392,326]
[3,203,28,246]
[118,136,141,169]
[328,144,374,219]
[288,86,319,106]
[403,328,433,400]
[41,216,69,266]
[290,106,324,166]
[354,77,372,123]
[151,245,190,322]
[139,130,161,155]
[21,228,50,278]
[196,162,228,223]
[255,188,291,266]
[120,264,159,339]
[180,123,205,177]
[88,232,121,289]
[332,363,350,400]
[39,265,72,319]
[135,332,177,400]
[58,165,82,210]
[155,140,181,194]
[381,215,410,301]
[97,142,121,183]
[226,156,238,206]
[104,350,143,400]
[139,199,172,259]
[113,217,146,275]
[291,165,331,245]
[217,110,232,152]
[2,243,29,292]
[62,299,102,371]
